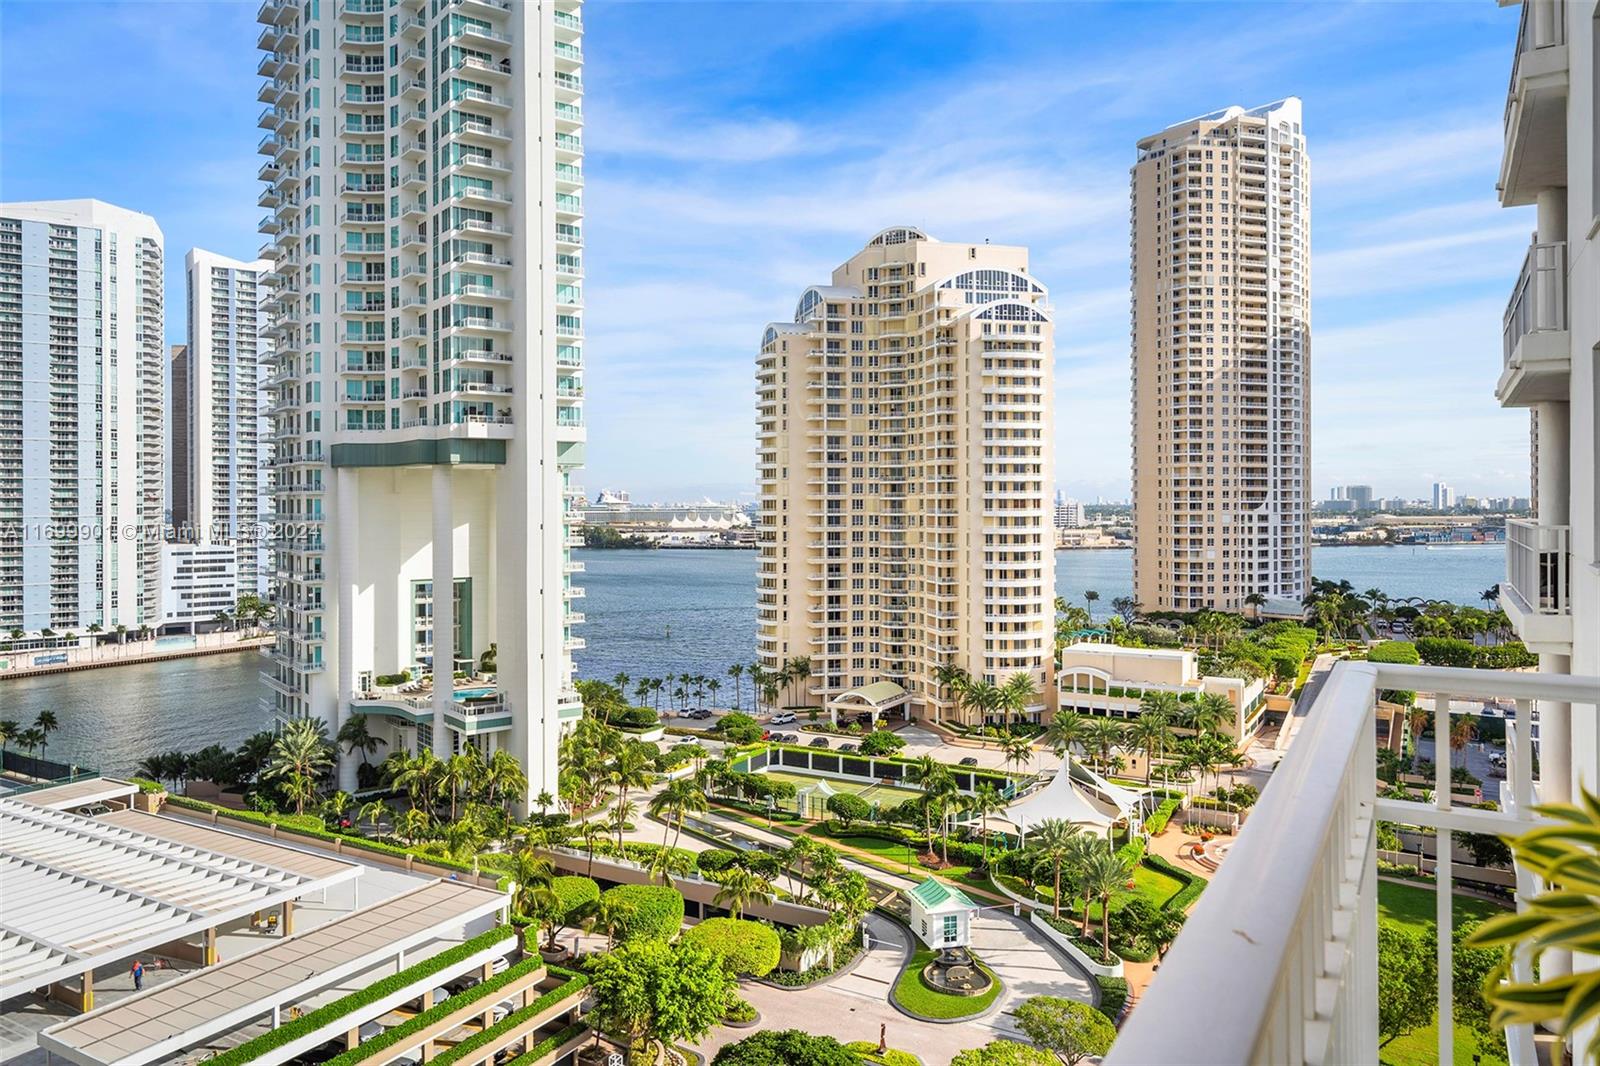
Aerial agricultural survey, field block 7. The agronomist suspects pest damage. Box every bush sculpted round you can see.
[682,917,781,977]
[599,883,684,943]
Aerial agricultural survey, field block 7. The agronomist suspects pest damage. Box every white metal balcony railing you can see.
[1507,0,1567,121]
[1108,660,1600,1066]
[1504,517,1571,615]
[1503,240,1567,366]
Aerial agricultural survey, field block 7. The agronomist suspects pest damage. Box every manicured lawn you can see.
[892,948,1003,1019]
[998,863,1184,921]
[1376,880,1511,1066]
[816,831,978,880]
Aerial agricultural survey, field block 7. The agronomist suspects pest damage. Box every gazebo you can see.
[826,680,908,726]
[1001,762,1123,840]
[795,778,839,819]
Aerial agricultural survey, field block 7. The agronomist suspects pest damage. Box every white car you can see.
[770,712,796,725]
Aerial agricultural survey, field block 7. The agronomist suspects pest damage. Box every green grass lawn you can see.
[892,948,1004,1019]
[997,863,1184,921]
[819,832,977,880]
[1376,880,1511,1066]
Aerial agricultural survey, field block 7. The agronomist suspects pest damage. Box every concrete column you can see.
[1534,401,1572,808]
[335,468,360,793]
[432,465,454,760]
[281,900,295,936]
[1535,188,1567,244]
[203,927,218,966]
[81,970,92,1012]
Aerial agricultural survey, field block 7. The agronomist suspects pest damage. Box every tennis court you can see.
[761,769,925,804]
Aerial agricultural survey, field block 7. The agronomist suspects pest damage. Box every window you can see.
[943,915,959,943]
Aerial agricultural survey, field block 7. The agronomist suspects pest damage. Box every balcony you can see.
[1109,661,1600,1066]
[1499,0,1568,207]
[1500,518,1572,653]
[1496,239,1569,407]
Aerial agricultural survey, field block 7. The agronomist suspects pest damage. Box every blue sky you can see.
[0,2,1533,504]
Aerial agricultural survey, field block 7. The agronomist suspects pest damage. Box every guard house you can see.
[906,877,978,949]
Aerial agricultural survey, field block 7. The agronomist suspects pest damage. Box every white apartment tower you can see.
[179,249,272,596]
[1494,0,1598,813]
[1130,98,1310,613]
[255,0,586,800]
[758,229,1056,727]
[0,199,165,635]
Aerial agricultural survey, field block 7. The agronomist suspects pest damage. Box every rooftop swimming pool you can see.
[454,687,496,701]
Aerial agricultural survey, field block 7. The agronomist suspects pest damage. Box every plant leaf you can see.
[1466,911,1554,948]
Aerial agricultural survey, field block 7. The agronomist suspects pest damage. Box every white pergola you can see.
[0,795,360,1003]
[826,680,908,725]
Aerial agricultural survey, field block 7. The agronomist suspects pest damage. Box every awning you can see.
[1002,765,1117,833]
[828,680,908,709]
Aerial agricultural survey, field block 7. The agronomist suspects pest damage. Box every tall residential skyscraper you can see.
[178,249,272,596]
[1130,98,1310,614]
[256,0,586,799]
[169,344,192,530]
[0,199,165,634]
[758,229,1056,727]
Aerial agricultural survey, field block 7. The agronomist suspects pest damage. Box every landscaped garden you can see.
[891,947,1004,1020]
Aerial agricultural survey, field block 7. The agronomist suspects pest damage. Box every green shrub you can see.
[826,793,873,828]
[713,1029,860,1066]
[210,926,517,1065]
[1094,975,1129,1021]
[1144,853,1204,912]
[550,875,600,921]
[614,706,659,729]
[129,776,165,794]
[430,973,589,1065]
[1143,797,1181,835]
[601,883,684,942]
[696,848,740,873]
[847,1041,921,1066]
[724,996,759,1023]
[374,670,411,686]
[683,917,781,977]
[857,730,907,757]
[503,1022,588,1066]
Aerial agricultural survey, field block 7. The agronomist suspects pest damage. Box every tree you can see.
[712,1030,859,1066]
[857,729,906,757]
[586,938,735,1066]
[336,713,385,769]
[970,783,1007,866]
[950,1041,1058,1066]
[1001,734,1033,776]
[716,711,765,745]
[1000,672,1039,730]
[681,917,781,977]
[1043,711,1083,760]
[825,792,871,829]
[323,789,353,823]
[1083,589,1099,623]
[263,719,334,814]
[727,662,744,711]
[649,777,707,852]
[1014,995,1117,1065]
[1110,595,1140,624]
[607,741,654,848]
[712,865,774,919]
[1452,919,1509,1061]
[357,799,390,835]
[0,719,17,763]
[33,710,59,762]
[1082,849,1133,957]
[1031,818,1081,920]
[483,748,527,817]
[1377,922,1437,1046]
[578,892,635,951]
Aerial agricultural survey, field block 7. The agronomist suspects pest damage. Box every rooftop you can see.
[907,876,978,913]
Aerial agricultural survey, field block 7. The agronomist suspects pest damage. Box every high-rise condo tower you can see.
[758,229,1056,728]
[255,0,586,800]
[0,199,165,635]
[1129,99,1310,613]
[178,249,273,596]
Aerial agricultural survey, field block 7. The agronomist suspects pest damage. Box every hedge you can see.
[549,875,600,920]
[1143,797,1181,836]
[847,1041,922,1066]
[324,963,585,1066]
[163,796,485,875]
[503,1022,590,1066]
[601,883,685,942]
[430,974,589,1065]
[682,917,781,977]
[1145,853,1205,913]
[1094,975,1129,1022]
[696,848,740,873]
[208,926,517,1065]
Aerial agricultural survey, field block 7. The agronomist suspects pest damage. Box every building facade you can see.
[159,542,240,629]
[1130,99,1310,613]
[1053,492,1086,529]
[0,199,165,635]
[757,228,1056,726]
[169,344,192,531]
[1494,0,1598,810]
[179,249,272,596]
[255,0,586,799]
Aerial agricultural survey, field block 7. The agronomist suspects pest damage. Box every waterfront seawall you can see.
[0,633,273,680]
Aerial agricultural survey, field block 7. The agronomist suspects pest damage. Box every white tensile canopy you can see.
[1001,765,1118,834]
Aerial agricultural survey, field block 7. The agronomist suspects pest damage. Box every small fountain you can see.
[921,946,994,997]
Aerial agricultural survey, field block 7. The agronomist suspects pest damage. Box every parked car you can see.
[810,736,831,748]
[688,708,713,720]
[770,712,797,725]
[959,756,979,766]
[839,743,858,754]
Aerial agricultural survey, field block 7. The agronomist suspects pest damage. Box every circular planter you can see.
[722,1008,762,1029]
[538,944,572,964]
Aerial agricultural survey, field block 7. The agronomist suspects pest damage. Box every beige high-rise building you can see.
[1130,98,1310,613]
[757,228,1056,728]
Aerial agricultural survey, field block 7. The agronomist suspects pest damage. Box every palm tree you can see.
[397,806,433,846]
[1031,818,1082,919]
[934,662,972,721]
[606,799,636,852]
[1000,672,1039,730]
[0,719,18,764]
[33,710,59,762]
[358,799,390,836]
[440,752,478,821]
[1080,719,1125,772]
[908,756,946,848]
[1084,590,1100,623]
[649,778,706,852]
[579,894,635,951]
[507,845,556,924]
[336,713,385,773]
[280,771,317,816]
[1001,735,1034,776]
[1243,592,1267,620]
[606,743,653,849]
[970,783,1007,867]
[483,748,527,817]
[706,677,722,709]
[263,719,334,814]
[1068,834,1102,935]
[1185,692,1233,738]
[323,789,353,824]
[1127,712,1170,786]
[391,749,443,812]
[1450,715,1479,769]
[1043,711,1084,760]
[1082,848,1134,958]
[786,656,812,708]
[712,866,775,919]
[727,663,744,710]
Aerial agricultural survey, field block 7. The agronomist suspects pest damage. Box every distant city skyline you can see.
[0,2,1534,504]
